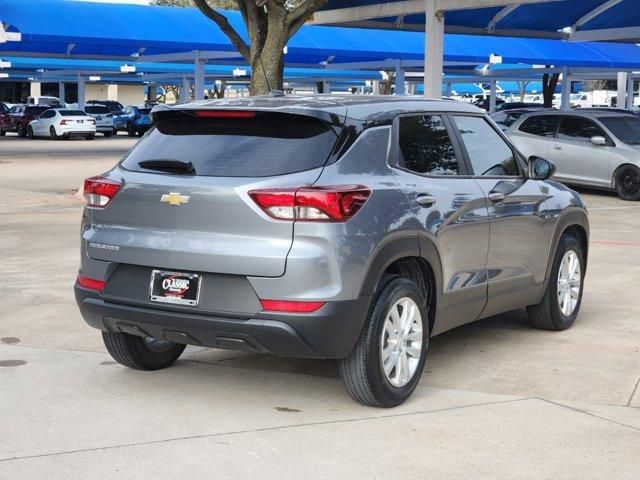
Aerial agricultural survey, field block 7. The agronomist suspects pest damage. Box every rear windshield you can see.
[60,110,87,116]
[598,116,640,145]
[85,106,109,114]
[120,110,339,177]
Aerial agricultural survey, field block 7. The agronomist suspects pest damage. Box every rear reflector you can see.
[194,110,256,119]
[260,299,325,313]
[77,275,105,292]
[249,185,370,222]
[83,176,121,208]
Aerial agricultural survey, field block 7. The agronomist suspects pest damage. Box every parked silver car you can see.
[507,110,640,200]
[75,96,589,407]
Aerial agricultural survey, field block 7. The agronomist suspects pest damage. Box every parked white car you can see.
[27,108,96,140]
[507,110,640,200]
[84,104,114,137]
[570,93,592,108]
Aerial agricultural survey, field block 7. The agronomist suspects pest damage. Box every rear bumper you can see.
[75,284,370,359]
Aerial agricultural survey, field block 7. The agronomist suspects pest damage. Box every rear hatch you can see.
[84,108,343,277]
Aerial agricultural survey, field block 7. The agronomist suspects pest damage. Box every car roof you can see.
[517,109,637,119]
[153,94,484,123]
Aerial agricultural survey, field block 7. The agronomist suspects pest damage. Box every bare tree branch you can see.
[193,0,251,60]
[286,0,328,38]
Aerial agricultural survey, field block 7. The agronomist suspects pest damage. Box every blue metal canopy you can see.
[316,1,640,42]
[2,0,640,70]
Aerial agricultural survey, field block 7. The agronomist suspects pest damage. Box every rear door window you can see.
[397,115,460,175]
[557,116,607,143]
[519,115,559,137]
[121,110,339,178]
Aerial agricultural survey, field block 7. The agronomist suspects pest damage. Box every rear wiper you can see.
[138,159,196,175]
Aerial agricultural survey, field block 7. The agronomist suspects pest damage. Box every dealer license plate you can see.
[149,270,201,306]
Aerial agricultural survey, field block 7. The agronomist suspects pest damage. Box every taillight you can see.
[249,185,370,222]
[260,299,325,313]
[77,275,105,292]
[83,176,121,208]
[88,119,95,125]
[60,119,69,125]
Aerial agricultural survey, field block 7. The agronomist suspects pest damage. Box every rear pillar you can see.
[424,0,444,99]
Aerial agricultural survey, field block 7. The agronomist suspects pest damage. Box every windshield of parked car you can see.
[138,108,152,115]
[598,116,640,144]
[85,106,110,114]
[25,106,49,116]
[59,110,88,116]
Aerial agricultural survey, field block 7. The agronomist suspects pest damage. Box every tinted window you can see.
[138,108,152,115]
[558,116,606,142]
[25,107,49,116]
[59,110,87,116]
[40,110,56,119]
[453,115,519,176]
[598,116,640,144]
[519,115,558,137]
[121,111,338,178]
[85,106,109,114]
[492,113,508,125]
[0,103,7,113]
[398,115,459,175]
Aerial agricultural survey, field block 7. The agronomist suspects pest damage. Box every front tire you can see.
[102,332,185,371]
[527,234,585,331]
[339,277,429,407]
[614,165,640,201]
[50,126,58,139]
[17,123,26,138]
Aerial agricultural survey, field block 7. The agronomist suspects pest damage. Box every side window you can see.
[491,113,508,126]
[41,110,54,119]
[453,115,519,177]
[518,115,558,137]
[557,116,606,143]
[398,115,460,176]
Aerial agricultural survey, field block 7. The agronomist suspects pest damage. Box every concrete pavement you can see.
[0,135,638,479]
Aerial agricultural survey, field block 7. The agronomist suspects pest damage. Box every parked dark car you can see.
[473,97,505,111]
[2,105,49,137]
[0,101,11,135]
[113,106,153,136]
[495,102,546,112]
[87,100,124,115]
[75,96,589,407]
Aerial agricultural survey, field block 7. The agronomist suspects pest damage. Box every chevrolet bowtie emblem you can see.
[161,192,190,206]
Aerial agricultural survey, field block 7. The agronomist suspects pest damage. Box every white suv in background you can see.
[507,110,640,200]
[85,104,114,137]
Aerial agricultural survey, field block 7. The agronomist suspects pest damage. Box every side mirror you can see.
[528,156,556,180]
[590,135,607,146]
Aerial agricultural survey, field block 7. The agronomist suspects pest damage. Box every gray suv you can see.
[75,96,589,407]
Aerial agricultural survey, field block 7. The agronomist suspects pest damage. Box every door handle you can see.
[488,191,506,203]
[416,194,436,207]
[553,144,562,150]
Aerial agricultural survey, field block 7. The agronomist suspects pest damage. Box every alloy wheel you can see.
[619,168,640,198]
[557,250,581,317]
[380,297,423,388]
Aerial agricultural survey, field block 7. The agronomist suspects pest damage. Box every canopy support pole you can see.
[489,81,497,113]
[147,83,157,103]
[445,82,452,97]
[626,74,634,109]
[560,67,572,110]
[58,82,66,103]
[395,60,405,95]
[77,75,85,110]
[194,53,205,101]
[30,82,41,98]
[424,0,443,99]
[179,76,190,103]
[617,71,627,108]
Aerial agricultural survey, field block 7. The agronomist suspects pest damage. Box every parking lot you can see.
[1,134,639,479]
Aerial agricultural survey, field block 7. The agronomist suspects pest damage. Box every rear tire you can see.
[17,123,26,138]
[26,126,34,139]
[0,126,5,136]
[339,277,429,407]
[127,123,135,137]
[614,165,640,201]
[86,134,95,140]
[50,126,58,139]
[102,332,185,371]
[527,234,584,331]
[103,132,112,138]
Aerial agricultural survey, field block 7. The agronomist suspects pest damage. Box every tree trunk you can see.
[542,71,560,108]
